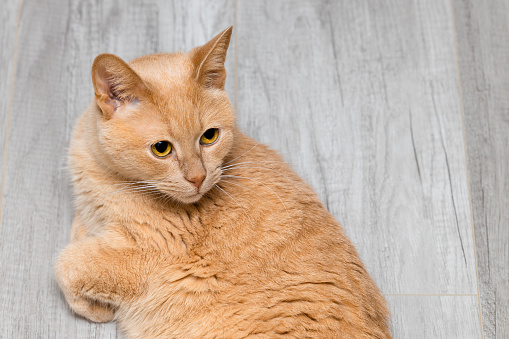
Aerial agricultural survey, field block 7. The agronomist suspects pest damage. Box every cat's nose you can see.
[186,174,206,190]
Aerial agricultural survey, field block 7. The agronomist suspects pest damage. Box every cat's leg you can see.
[55,233,148,322]
[60,216,114,322]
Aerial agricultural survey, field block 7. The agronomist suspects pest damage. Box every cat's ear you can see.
[91,53,149,118]
[190,26,233,90]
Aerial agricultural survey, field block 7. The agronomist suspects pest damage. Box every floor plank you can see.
[387,295,482,338]
[0,1,233,337]
[236,0,477,297]
[454,0,509,337]
[1,0,493,337]
[0,0,19,204]
[0,1,119,337]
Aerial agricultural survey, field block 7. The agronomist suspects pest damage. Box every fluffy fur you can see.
[55,27,391,338]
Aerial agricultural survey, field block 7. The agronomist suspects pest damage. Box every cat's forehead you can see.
[128,53,201,124]
[125,53,233,136]
[129,53,194,89]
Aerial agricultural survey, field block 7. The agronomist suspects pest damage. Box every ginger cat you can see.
[55,27,391,338]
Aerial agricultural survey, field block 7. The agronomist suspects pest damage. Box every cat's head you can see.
[90,27,234,204]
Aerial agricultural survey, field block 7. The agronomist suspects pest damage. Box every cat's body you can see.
[56,27,391,338]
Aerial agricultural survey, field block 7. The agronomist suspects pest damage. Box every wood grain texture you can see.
[1,0,495,337]
[236,0,483,334]
[387,295,482,338]
[454,0,509,337]
[0,1,233,337]
[236,0,476,295]
[0,0,19,203]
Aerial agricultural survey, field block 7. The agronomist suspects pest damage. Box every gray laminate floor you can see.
[0,1,507,338]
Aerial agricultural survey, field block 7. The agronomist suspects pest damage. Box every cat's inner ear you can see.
[190,26,233,90]
[91,53,148,118]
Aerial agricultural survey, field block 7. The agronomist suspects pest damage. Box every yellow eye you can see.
[200,128,219,145]
[151,141,172,157]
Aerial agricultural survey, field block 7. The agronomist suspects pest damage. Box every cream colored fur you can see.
[55,27,391,338]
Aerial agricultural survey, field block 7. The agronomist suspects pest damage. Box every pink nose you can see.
[186,174,206,190]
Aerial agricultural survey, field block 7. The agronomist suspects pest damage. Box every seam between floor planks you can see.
[384,294,477,296]
[0,0,23,229]
[448,0,485,336]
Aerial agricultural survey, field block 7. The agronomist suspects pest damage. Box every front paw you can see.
[62,292,115,323]
[55,247,116,322]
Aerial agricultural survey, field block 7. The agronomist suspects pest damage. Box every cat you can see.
[55,26,391,338]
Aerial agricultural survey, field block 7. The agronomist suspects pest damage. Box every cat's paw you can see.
[65,293,115,323]
[55,247,90,296]
[55,244,118,322]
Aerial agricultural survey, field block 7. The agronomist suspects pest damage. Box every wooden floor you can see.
[0,0,507,338]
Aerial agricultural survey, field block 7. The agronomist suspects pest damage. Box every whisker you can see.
[155,184,188,193]
[106,182,141,187]
[107,180,189,194]
[214,184,254,230]
[221,165,309,196]
[104,181,156,190]
[221,160,287,171]
[221,175,291,219]
[102,190,161,200]
[102,184,156,193]
[217,179,255,208]
[98,185,159,198]
[143,179,180,185]
[223,143,259,166]
[99,189,156,199]
[107,179,180,187]
[116,188,181,204]
[152,191,175,204]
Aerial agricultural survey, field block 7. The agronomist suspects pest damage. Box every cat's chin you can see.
[173,192,204,205]
[156,186,210,205]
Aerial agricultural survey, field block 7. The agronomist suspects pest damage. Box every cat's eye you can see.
[151,141,172,157]
[200,128,219,145]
